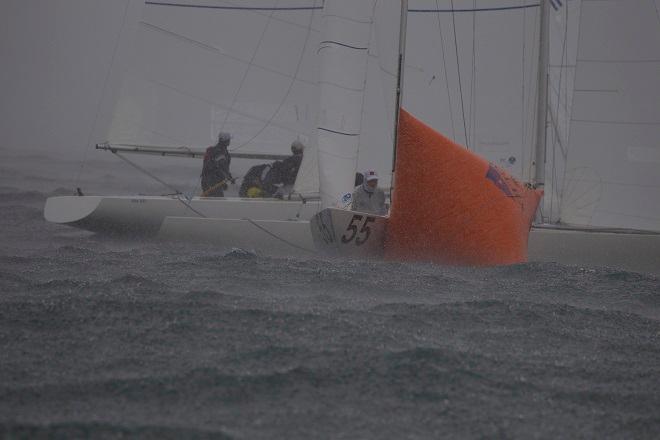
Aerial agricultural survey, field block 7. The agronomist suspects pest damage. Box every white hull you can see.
[310,208,387,258]
[528,226,660,276]
[44,195,321,235]
[44,196,659,275]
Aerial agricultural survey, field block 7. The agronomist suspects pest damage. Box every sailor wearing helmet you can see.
[201,131,234,197]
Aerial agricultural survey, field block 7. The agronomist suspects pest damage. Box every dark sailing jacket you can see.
[201,144,231,192]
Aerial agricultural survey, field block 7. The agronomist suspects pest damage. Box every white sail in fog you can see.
[556,0,660,231]
[316,0,374,208]
[106,0,323,192]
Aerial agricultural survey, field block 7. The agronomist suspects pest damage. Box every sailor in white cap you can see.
[350,169,387,215]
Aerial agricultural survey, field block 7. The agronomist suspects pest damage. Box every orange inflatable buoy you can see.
[385,109,542,266]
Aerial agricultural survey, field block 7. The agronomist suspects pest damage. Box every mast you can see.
[533,0,550,190]
[391,0,408,179]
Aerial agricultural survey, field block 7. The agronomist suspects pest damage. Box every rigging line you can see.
[319,40,368,51]
[322,13,372,25]
[139,21,315,86]
[318,127,360,136]
[410,4,540,13]
[521,0,527,179]
[145,2,323,11]
[243,218,316,253]
[435,0,456,140]
[145,2,322,33]
[219,5,276,133]
[470,0,477,150]
[75,0,132,189]
[137,77,311,136]
[450,0,470,149]
[113,151,207,217]
[112,151,182,194]
[229,0,318,152]
[317,79,365,93]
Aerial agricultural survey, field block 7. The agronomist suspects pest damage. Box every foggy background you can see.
[0,0,206,196]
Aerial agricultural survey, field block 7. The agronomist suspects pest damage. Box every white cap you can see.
[364,170,379,181]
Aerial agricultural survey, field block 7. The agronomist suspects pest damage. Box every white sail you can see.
[316,0,374,208]
[557,0,660,231]
[106,0,323,191]
[355,0,401,190]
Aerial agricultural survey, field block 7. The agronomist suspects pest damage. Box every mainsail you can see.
[105,0,323,193]
[315,0,373,207]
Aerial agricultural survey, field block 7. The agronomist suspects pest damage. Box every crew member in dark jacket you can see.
[278,140,305,186]
[238,140,305,198]
[201,132,234,197]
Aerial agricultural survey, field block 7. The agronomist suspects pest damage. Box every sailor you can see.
[238,140,305,198]
[351,169,387,215]
[239,163,271,198]
[201,132,234,197]
[279,140,305,186]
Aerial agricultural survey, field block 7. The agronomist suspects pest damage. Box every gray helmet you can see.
[291,140,305,155]
[217,132,231,146]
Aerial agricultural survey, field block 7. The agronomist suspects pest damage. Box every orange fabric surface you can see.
[385,109,543,266]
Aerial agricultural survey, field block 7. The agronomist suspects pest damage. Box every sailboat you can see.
[44,0,327,253]
[310,0,542,266]
[44,0,660,273]
[310,0,659,272]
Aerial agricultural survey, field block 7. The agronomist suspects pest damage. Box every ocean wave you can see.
[223,248,259,260]
[0,270,33,290]
[0,422,232,439]
[1,204,44,223]
[0,186,72,203]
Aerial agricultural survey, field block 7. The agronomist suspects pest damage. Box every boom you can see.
[96,143,291,161]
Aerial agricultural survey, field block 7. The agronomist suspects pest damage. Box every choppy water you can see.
[1,186,659,439]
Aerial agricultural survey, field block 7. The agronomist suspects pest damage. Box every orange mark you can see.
[385,109,542,266]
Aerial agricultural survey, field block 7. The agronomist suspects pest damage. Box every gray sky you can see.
[0,0,134,157]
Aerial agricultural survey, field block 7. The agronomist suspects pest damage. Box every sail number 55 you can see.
[341,214,375,246]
